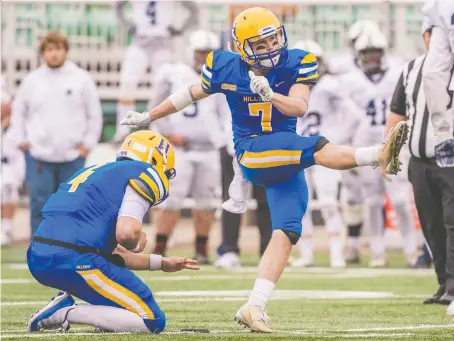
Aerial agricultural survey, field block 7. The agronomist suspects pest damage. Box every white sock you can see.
[329,235,344,263]
[115,103,134,141]
[354,146,380,167]
[67,304,150,333]
[2,219,13,236]
[347,236,360,250]
[299,237,313,263]
[394,203,417,256]
[247,278,275,309]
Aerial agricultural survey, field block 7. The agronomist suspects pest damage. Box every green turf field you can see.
[1,246,453,340]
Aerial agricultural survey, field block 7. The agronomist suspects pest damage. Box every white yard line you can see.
[342,324,454,332]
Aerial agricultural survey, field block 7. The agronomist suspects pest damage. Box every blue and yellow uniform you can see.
[201,48,326,239]
[27,135,173,333]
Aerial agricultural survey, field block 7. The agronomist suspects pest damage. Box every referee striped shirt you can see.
[390,54,454,159]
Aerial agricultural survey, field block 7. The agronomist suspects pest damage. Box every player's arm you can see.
[386,71,407,136]
[270,83,310,117]
[422,26,454,128]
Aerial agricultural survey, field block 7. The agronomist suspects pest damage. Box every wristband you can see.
[149,254,163,271]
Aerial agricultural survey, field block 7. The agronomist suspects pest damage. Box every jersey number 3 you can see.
[249,103,272,132]
[68,164,102,193]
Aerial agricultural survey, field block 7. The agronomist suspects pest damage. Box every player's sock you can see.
[347,236,360,251]
[329,235,344,263]
[394,203,418,258]
[298,237,313,264]
[346,224,361,251]
[2,219,12,236]
[354,146,380,167]
[67,304,150,333]
[153,234,168,256]
[195,235,208,258]
[247,278,275,309]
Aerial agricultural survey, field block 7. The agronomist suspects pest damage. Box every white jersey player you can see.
[113,1,199,142]
[329,20,404,75]
[291,40,362,268]
[342,28,418,267]
[421,0,454,167]
[1,80,25,246]
[150,30,229,263]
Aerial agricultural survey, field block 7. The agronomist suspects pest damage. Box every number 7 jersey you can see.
[201,49,319,147]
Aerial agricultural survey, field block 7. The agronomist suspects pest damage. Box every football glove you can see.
[120,111,151,128]
[249,71,274,102]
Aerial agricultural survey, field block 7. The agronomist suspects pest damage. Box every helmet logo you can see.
[258,26,276,36]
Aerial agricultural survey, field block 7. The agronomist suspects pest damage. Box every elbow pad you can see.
[169,86,195,111]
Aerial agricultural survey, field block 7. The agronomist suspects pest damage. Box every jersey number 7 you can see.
[249,103,272,132]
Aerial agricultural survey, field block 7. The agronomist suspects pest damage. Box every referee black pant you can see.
[220,147,272,256]
[409,156,454,297]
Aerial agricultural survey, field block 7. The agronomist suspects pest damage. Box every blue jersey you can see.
[35,160,169,254]
[200,48,319,146]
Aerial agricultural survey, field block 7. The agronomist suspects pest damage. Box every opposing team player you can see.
[1,82,25,246]
[421,0,454,167]
[27,131,199,334]
[121,7,408,332]
[291,40,362,268]
[341,28,418,267]
[150,29,228,263]
[113,1,199,143]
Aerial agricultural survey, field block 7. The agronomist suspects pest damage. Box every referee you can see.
[385,22,454,305]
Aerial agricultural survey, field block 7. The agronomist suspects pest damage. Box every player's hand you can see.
[381,168,392,182]
[19,142,30,152]
[132,232,148,253]
[161,256,200,272]
[248,71,274,102]
[76,144,90,158]
[166,133,186,147]
[120,111,151,128]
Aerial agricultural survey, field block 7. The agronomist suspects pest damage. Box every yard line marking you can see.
[341,324,454,332]
[0,333,131,339]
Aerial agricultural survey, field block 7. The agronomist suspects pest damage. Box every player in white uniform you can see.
[421,0,454,167]
[342,28,418,267]
[1,79,25,246]
[150,30,228,263]
[113,1,199,142]
[291,40,362,268]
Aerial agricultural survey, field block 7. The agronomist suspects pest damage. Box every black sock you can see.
[196,235,208,257]
[348,224,362,237]
[153,234,168,256]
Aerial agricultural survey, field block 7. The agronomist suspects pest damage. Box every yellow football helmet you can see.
[232,7,288,70]
[117,131,176,179]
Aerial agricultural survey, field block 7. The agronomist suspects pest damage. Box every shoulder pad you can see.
[201,50,240,94]
[129,166,169,205]
[287,49,319,85]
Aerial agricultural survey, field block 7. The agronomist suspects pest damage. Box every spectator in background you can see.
[1,78,25,246]
[8,31,103,237]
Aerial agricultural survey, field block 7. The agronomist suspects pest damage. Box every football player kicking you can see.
[122,7,409,333]
[27,131,199,334]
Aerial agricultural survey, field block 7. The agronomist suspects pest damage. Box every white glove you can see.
[221,157,250,214]
[248,71,274,102]
[120,111,151,128]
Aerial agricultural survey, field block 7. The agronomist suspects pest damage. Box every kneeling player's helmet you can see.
[232,7,288,70]
[117,131,176,179]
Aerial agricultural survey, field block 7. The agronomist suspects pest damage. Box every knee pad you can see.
[144,310,166,334]
[343,204,364,226]
[348,224,362,237]
[282,230,300,245]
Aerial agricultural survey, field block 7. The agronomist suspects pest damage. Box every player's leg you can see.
[191,150,221,263]
[153,149,192,255]
[114,43,149,143]
[291,169,315,267]
[252,184,272,256]
[342,170,364,264]
[27,250,165,334]
[359,167,387,267]
[216,148,242,269]
[236,171,308,333]
[1,184,19,246]
[313,166,345,268]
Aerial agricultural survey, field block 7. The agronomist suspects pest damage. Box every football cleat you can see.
[330,258,346,269]
[214,252,241,270]
[378,121,409,175]
[289,257,314,268]
[447,300,454,318]
[345,247,361,264]
[235,304,272,333]
[28,292,75,332]
[369,255,387,268]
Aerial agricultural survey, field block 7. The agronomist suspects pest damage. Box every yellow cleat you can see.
[378,121,409,175]
[234,305,272,333]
